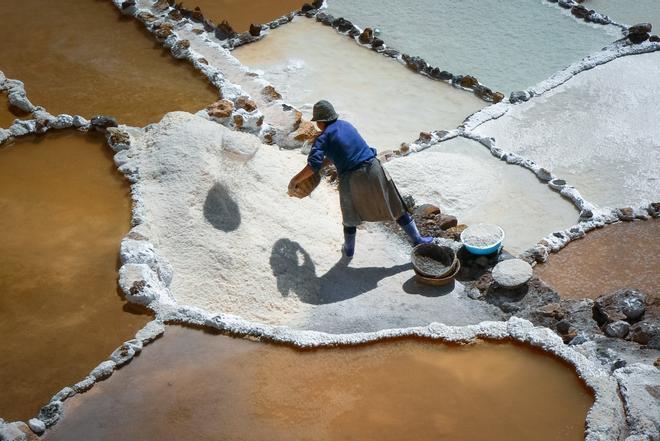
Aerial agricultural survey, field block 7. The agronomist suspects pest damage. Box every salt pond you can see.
[385,137,580,255]
[535,219,660,299]
[126,112,503,333]
[44,326,594,441]
[183,0,305,32]
[0,131,151,421]
[584,0,660,27]
[0,0,218,127]
[475,52,660,209]
[233,17,484,150]
[325,0,618,93]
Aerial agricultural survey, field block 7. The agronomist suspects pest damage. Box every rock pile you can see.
[627,23,652,44]
[594,288,658,347]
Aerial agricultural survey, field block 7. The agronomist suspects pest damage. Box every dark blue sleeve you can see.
[307,130,330,173]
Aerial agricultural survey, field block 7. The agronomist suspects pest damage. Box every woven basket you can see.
[289,173,321,199]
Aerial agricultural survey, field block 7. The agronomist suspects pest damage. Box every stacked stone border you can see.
[544,0,624,28]
[0,72,39,132]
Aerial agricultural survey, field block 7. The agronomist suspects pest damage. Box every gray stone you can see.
[0,129,11,145]
[594,288,647,325]
[73,376,95,393]
[628,320,659,346]
[90,115,118,130]
[510,90,531,103]
[37,400,63,427]
[628,23,652,34]
[90,360,116,381]
[604,320,630,338]
[9,120,36,137]
[535,167,553,181]
[27,419,45,435]
[492,259,533,288]
[614,364,660,440]
[50,114,74,129]
[51,386,75,402]
[135,320,165,344]
[0,421,40,440]
[110,341,139,367]
[72,115,89,128]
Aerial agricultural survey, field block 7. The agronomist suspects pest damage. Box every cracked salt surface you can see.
[475,52,660,209]
[325,0,618,93]
[385,137,579,255]
[124,111,503,332]
[232,17,484,150]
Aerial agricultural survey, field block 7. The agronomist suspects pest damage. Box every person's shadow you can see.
[270,238,412,305]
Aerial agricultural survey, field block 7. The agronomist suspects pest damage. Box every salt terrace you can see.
[0,0,658,439]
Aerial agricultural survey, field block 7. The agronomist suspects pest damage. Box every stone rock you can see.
[249,24,261,37]
[594,288,647,325]
[0,421,41,441]
[154,23,174,40]
[136,11,157,23]
[51,386,75,402]
[0,129,11,145]
[191,6,203,22]
[315,12,334,25]
[171,39,191,59]
[437,214,458,230]
[235,96,257,112]
[401,54,427,72]
[90,115,118,130]
[614,364,660,440]
[38,401,63,427]
[492,92,505,103]
[605,320,630,338]
[509,90,531,103]
[628,32,650,44]
[371,38,384,49]
[629,320,660,346]
[383,48,400,58]
[474,272,494,292]
[207,100,234,119]
[27,419,45,435]
[414,204,441,219]
[168,9,183,20]
[460,75,478,88]
[358,27,374,44]
[536,167,553,181]
[73,376,95,393]
[153,0,170,11]
[135,320,165,344]
[292,120,320,143]
[417,131,433,143]
[72,115,89,128]
[215,21,236,40]
[428,68,452,80]
[261,85,282,102]
[647,202,660,218]
[628,23,652,35]
[119,263,167,306]
[121,0,136,10]
[492,259,533,288]
[331,17,354,33]
[90,360,116,381]
[617,207,634,221]
[571,5,590,19]
[110,340,139,367]
[649,35,660,42]
[301,3,315,13]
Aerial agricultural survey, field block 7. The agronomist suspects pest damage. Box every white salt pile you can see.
[461,224,503,248]
[475,52,660,209]
[123,112,503,333]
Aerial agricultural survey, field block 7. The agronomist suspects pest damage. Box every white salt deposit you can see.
[474,52,660,209]
[124,112,502,332]
[461,224,503,248]
[585,0,660,27]
[384,137,580,255]
[232,17,485,150]
[326,0,618,93]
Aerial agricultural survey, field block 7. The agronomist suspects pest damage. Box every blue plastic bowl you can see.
[460,224,505,255]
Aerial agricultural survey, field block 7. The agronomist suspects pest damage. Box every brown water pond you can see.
[187,0,306,32]
[45,326,594,441]
[535,219,660,299]
[0,131,151,422]
[0,0,218,127]
[0,92,29,129]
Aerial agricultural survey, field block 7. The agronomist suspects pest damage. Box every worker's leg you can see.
[397,213,433,245]
[342,225,357,258]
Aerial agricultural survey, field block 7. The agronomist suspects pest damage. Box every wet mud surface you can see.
[0,0,218,127]
[187,0,305,32]
[535,219,660,299]
[0,131,151,421]
[45,326,594,441]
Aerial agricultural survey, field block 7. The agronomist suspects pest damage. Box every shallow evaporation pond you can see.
[185,0,306,32]
[232,17,485,150]
[384,137,580,255]
[325,0,618,93]
[0,0,218,126]
[475,52,660,209]
[0,91,30,129]
[44,326,594,441]
[583,0,660,27]
[535,219,660,299]
[0,131,151,421]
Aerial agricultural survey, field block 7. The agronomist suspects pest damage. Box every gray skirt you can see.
[338,159,407,227]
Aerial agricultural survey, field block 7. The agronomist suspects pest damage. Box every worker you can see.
[288,100,433,258]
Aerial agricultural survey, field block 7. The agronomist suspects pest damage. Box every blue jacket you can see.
[307,120,376,175]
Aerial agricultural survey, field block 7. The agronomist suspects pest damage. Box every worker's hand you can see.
[287,175,305,198]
